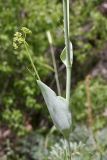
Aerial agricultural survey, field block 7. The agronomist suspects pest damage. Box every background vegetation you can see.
[0,0,107,159]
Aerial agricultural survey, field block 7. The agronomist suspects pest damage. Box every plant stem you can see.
[63,0,71,105]
[63,0,72,159]
[47,31,61,96]
[67,139,72,160]
[24,41,40,80]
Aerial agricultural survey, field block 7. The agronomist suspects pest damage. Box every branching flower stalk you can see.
[24,41,40,80]
[13,28,40,80]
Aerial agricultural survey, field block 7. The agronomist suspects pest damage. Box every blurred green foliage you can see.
[71,77,107,130]
[2,108,26,136]
[0,0,61,134]
[0,1,107,159]
[70,0,107,63]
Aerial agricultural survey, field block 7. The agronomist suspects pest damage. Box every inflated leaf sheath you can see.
[37,80,72,138]
[60,42,73,66]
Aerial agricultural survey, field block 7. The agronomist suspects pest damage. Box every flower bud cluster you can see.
[13,27,32,49]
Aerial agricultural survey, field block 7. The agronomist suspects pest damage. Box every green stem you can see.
[66,66,71,104]
[24,41,40,80]
[67,139,72,160]
[46,31,61,96]
[63,1,72,159]
[63,0,71,105]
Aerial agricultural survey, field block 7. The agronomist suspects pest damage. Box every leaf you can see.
[37,80,72,138]
[60,42,73,66]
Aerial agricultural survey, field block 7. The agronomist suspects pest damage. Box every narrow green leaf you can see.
[60,42,73,67]
[37,80,72,138]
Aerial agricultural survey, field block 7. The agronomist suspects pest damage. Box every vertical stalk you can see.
[85,75,93,129]
[63,0,72,159]
[47,31,61,96]
[67,139,72,160]
[63,0,71,105]
[85,75,103,158]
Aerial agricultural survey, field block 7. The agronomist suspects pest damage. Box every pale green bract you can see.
[60,42,73,66]
[37,80,72,138]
